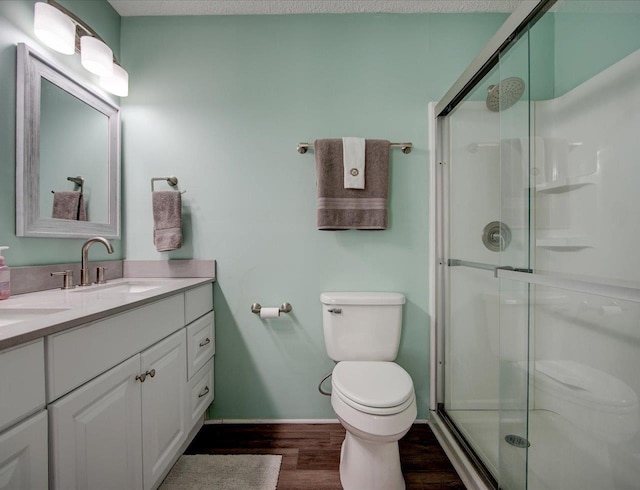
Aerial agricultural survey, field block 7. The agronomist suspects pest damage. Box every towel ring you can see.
[151,176,186,194]
[51,176,85,195]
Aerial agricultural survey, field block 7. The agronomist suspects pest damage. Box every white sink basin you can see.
[0,308,71,327]
[71,281,165,294]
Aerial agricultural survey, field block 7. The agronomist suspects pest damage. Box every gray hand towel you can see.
[315,139,390,230]
[153,191,183,252]
[52,191,87,221]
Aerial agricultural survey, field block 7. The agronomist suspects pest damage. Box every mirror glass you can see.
[39,79,109,223]
[16,43,120,238]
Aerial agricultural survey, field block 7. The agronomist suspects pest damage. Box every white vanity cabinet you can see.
[49,330,188,490]
[0,340,47,490]
[45,281,214,490]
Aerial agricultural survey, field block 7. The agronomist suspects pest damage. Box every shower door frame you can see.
[429,1,554,488]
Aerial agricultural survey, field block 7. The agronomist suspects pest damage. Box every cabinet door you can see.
[0,411,47,490]
[140,329,188,490]
[49,355,143,490]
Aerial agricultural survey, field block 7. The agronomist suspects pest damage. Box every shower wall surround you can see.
[119,13,508,420]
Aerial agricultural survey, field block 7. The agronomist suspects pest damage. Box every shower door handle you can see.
[494,266,532,278]
[495,268,640,303]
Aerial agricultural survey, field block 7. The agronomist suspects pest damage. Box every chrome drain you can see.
[505,434,530,448]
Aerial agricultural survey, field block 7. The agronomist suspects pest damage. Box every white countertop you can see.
[0,277,214,350]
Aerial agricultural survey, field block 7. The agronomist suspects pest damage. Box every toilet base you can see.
[339,431,405,490]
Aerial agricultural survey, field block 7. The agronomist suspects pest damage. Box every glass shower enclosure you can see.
[432,1,640,488]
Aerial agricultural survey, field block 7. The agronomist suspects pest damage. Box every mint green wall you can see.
[552,5,640,96]
[0,0,122,266]
[121,13,507,420]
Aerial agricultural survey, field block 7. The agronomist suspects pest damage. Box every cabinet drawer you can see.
[0,410,48,490]
[186,312,215,379]
[184,283,213,325]
[0,340,45,432]
[188,359,214,427]
[46,294,185,402]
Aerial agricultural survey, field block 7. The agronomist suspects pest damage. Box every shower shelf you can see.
[536,175,595,193]
[536,235,593,249]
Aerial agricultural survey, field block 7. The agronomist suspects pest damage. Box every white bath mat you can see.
[159,454,282,490]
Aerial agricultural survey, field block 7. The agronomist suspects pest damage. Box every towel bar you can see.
[297,142,412,154]
[151,176,186,193]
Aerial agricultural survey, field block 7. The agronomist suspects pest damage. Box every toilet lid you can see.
[332,361,414,409]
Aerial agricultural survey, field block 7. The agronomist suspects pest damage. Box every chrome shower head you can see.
[486,77,525,112]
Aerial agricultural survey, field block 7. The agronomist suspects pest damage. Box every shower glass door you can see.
[439,0,640,490]
[443,28,532,488]
[440,2,640,489]
[514,2,640,488]
[496,26,531,490]
[443,60,505,485]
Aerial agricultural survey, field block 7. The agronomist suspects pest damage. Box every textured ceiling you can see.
[107,0,525,17]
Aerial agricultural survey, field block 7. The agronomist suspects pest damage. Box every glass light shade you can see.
[80,36,113,77]
[100,64,129,97]
[34,2,75,55]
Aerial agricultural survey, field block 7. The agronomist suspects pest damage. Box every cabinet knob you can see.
[199,338,211,347]
[135,373,147,382]
[147,369,156,378]
[198,386,210,398]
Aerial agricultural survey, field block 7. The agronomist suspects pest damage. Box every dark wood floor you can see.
[185,423,466,489]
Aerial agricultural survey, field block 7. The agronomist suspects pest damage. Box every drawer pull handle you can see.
[198,386,210,398]
[135,373,147,382]
[147,369,156,378]
[199,338,211,347]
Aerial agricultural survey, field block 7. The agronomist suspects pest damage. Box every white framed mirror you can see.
[16,43,120,238]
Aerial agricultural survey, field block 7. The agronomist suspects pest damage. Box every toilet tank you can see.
[321,292,406,361]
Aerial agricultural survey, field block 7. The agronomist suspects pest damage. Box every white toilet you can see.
[320,292,417,490]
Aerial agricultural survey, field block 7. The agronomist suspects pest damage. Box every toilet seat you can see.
[332,361,414,416]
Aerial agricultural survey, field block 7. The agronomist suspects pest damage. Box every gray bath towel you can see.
[153,191,183,252]
[315,139,390,230]
[52,191,87,221]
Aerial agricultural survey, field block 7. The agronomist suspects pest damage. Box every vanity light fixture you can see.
[33,2,75,55]
[33,0,128,97]
[80,36,113,77]
[99,63,129,97]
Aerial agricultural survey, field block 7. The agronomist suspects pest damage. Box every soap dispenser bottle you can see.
[0,247,10,300]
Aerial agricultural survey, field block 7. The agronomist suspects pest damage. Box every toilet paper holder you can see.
[251,302,293,314]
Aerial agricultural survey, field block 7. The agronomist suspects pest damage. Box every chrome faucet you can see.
[80,237,114,286]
